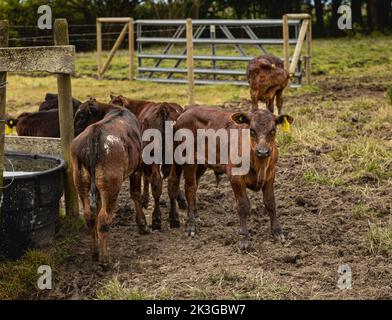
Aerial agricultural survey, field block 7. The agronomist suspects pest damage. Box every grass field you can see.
[1,36,392,300]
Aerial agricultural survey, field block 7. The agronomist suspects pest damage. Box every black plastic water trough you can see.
[0,152,65,260]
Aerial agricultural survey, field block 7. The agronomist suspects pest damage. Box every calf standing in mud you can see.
[71,99,148,267]
[109,95,187,230]
[168,106,293,250]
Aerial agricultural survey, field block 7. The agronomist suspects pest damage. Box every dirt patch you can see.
[42,79,392,300]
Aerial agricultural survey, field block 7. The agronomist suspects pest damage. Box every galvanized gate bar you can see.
[148,25,185,78]
[167,25,206,79]
[137,38,297,45]
[136,18,305,86]
[137,19,300,26]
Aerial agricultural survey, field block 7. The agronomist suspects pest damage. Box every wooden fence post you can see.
[54,19,79,219]
[129,18,135,80]
[186,18,195,105]
[96,20,102,79]
[283,15,289,72]
[306,18,312,85]
[0,20,9,221]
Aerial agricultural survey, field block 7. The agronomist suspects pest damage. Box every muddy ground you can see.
[43,79,392,300]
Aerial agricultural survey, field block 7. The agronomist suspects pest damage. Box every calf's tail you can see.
[88,130,101,215]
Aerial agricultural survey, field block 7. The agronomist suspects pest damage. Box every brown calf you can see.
[247,54,291,114]
[109,95,186,230]
[168,106,293,250]
[71,99,147,266]
[39,93,82,112]
[7,109,61,137]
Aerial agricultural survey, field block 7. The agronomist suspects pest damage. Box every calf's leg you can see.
[74,166,98,260]
[168,163,181,228]
[230,177,250,251]
[250,88,259,111]
[142,173,150,209]
[275,89,283,115]
[130,171,149,234]
[262,178,284,243]
[266,98,274,113]
[151,164,163,230]
[96,177,122,267]
[183,164,198,236]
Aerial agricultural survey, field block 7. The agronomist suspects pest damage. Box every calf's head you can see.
[74,98,104,136]
[231,110,293,159]
[109,94,127,107]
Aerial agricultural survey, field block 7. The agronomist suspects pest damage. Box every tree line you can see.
[0,1,390,46]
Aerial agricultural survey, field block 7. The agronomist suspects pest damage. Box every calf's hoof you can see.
[142,197,149,209]
[151,219,162,231]
[170,219,180,228]
[239,238,249,251]
[177,197,188,210]
[272,228,285,243]
[186,225,195,237]
[98,262,110,272]
[92,251,99,261]
[138,224,150,235]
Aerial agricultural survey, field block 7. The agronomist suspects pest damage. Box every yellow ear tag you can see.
[281,116,291,133]
[5,125,12,135]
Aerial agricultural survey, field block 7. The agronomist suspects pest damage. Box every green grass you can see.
[96,278,151,300]
[0,215,83,300]
[0,250,54,300]
[388,85,392,106]
[367,221,392,254]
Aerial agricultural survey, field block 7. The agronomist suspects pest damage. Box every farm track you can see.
[43,78,392,300]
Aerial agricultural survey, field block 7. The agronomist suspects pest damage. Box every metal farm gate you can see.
[135,19,305,87]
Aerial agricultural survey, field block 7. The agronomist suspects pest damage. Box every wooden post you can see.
[289,18,309,75]
[100,23,129,77]
[306,18,312,85]
[186,18,195,105]
[283,15,289,72]
[0,20,9,221]
[96,20,102,79]
[129,18,135,80]
[54,19,79,218]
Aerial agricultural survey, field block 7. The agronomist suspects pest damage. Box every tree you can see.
[351,0,363,27]
[314,0,325,36]
[366,0,391,31]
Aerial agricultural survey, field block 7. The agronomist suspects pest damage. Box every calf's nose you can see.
[256,146,270,158]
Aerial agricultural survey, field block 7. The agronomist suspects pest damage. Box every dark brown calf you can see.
[168,106,293,250]
[109,95,186,230]
[39,93,82,112]
[7,109,61,137]
[71,99,147,266]
[247,54,291,114]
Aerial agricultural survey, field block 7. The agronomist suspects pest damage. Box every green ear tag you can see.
[281,116,291,133]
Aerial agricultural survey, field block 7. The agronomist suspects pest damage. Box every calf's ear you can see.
[88,104,100,117]
[275,114,294,125]
[231,112,250,125]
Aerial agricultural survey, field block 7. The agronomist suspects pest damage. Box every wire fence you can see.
[8,23,296,51]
